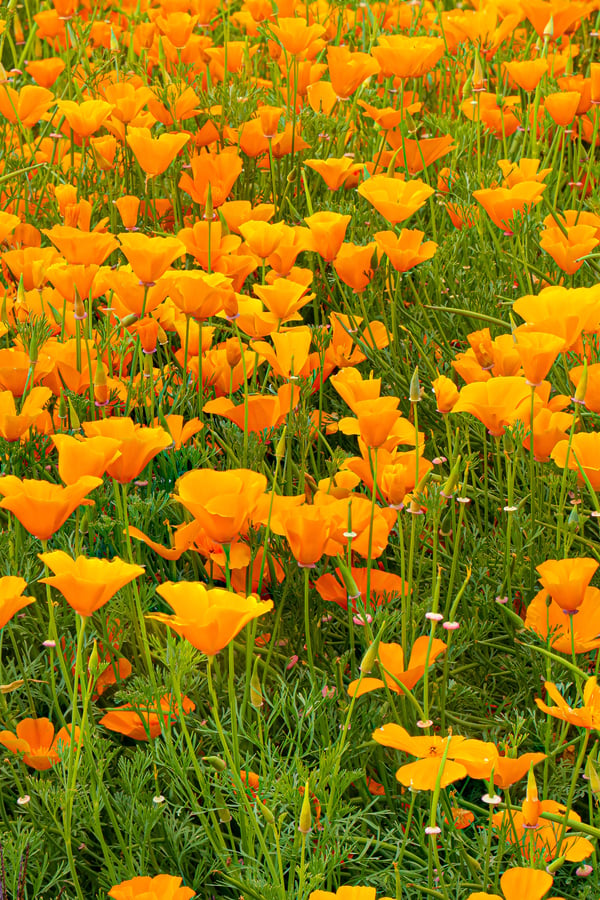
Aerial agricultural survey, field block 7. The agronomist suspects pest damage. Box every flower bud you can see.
[275,427,287,460]
[574,358,588,404]
[298,780,312,834]
[409,366,420,403]
[203,756,227,772]
[259,801,276,826]
[337,558,361,604]
[215,786,231,823]
[225,337,242,368]
[250,657,263,709]
[88,639,100,678]
[94,357,108,406]
[68,398,81,431]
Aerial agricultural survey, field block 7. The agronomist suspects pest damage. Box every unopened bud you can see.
[337,558,361,604]
[259,801,276,826]
[586,753,600,794]
[203,755,227,772]
[574,358,588,404]
[546,854,566,874]
[94,358,108,406]
[287,168,297,184]
[215,786,231,823]
[298,780,312,834]
[543,15,554,39]
[250,657,263,709]
[225,336,242,368]
[473,54,484,91]
[68,398,81,431]
[359,619,386,674]
[74,290,86,321]
[88,639,99,677]
[58,392,68,422]
[157,324,168,346]
[275,426,287,460]
[441,456,461,498]
[204,183,213,223]
[409,366,420,403]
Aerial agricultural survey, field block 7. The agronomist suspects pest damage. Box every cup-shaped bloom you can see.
[126,127,190,177]
[0,475,102,541]
[178,148,243,207]
[536,557,598,613]
[269,17,326,56]
[82,418,173,484]
[0,84,55,126]
[513,330,565,385]
[539,224,599,274]
[375,229,437,273]
[304,212,351,262]
[43,225,119,266]
[358,176,434,225]
[282,505,333,567]
[503,59,549,92]
[451,376,532,436]
[371,35,444,79]
[39,551,144,617]
[327,45,380,100]
[432,375,459,414]
[0,718,79,770]
[148,583,273,656]
[551,432,600,489]
[118,233,186,286]
[51,434,122,485]
[526,585,600,654]
[163,270,233,319]
[56,98,114,137]
[0,386,51,442]
[305,157,363,191]
[473,182,546,233]
[0,576,33,628]
[251,328,313,380]
[348,636,446,697]
[176,469,267,544]
[109,874,195,900]
[544,90,581,127]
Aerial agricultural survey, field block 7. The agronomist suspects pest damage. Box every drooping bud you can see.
[202,755,227,772]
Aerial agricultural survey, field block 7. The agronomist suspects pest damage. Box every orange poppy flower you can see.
[178,148,243,208]
[219,201,274,236]
[178,219,242,268]
[473,182,546,233]
[513,330,564,385]
[315,567,408,613]
[25,57,65,88]
[432,375,459,414]
[305,157,363,192]
[109,874,195,900]
[498,158,552,188]
[551,432,600,488]
[309,889,375,900]
[126,128,190,178]
[535,557,598,613]
[0,84,55,126]
[348,636,446,697]
[544,90,581,127]
[176,469,266,544]
[251,328,313,380]
[333,242,376,293]
[56,98,115,138]
[82,418,172,484]
[451,376,532,436]
[204,384,298,433]
[239,220,286,259]
[118,233,186,287]
[39,550,144,618]
[382,134,455,177]
[0,475,102,541]
[327,45,379,100]
[43,225,119,266]
[269,18,326,57]
[570,362,600,412]
[375,229,437,272]
[492,752,547,789]
[0,718,79,770]
[148,583,273,656]
[539,223,599,274]
[371,35,445,79]
[153,414,203,450]
[526,584,600,653]
[373,724,497,789]
[304,212,351,262]
[536,677,600,729]
[164,270,233,319]
[522,407,573,462]
[466,867,554,900]
[503,58,549,92]
[281,504,334,568]
[493,798,593,863]
[0,576,33,628]
[100,694,195,741]
[0,386,52,442]
[358,175,434,225]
